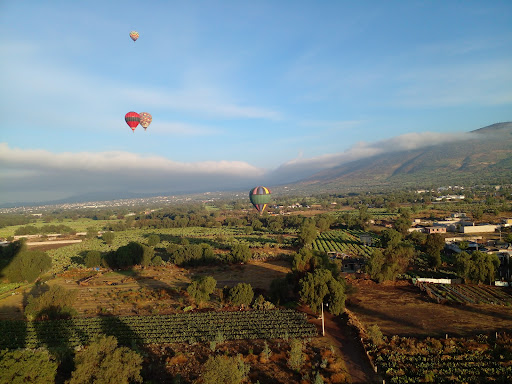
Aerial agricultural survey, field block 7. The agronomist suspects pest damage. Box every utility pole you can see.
[321,302,328,336]
[321,302,325,336]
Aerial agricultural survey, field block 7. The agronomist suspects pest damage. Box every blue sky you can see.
[1,0,511,204]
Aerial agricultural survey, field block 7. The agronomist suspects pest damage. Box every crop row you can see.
[0,309,317,349]
[313,230,373,257]
[370,346,511,383]
[419,283,512,305]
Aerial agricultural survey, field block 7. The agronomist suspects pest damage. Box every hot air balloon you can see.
[139,112,152,131]
[249,186,271,214]
[129,31,139,42]
[125,112,140,132]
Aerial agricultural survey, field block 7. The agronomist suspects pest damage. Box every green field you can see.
[0,218,113,238]
[312,229,375,258]
[0,309,317,349]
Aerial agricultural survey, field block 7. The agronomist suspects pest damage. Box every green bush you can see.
[68,335,143,384]
[200,355,249,384]
[187,276,217,303]
[228,283,254,306]
[0,348,58,384]
[24,284,77,320]
[2,249,52,283]
[84,250,101,268]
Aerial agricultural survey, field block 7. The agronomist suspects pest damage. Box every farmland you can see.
[1,193,512,383]
[0,309,317,350]
[312,229,375,257]
[366,333,512,383]
[346,278,512,338]
[418,282,512,305]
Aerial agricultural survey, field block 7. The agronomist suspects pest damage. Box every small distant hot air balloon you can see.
[125,112,140,132]
[129,31,139,42]
[139,112,152,131]
[249,186,271,214]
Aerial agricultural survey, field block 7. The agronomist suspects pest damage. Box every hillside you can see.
[298,122,512,191]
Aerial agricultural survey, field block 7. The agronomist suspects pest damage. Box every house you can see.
[502,218,512,227]
[359,234,373,246]
[460,224,498,234]
[425,227,447,234]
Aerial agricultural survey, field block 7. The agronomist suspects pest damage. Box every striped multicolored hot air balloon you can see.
[139,112,152,131]
[125,112,140,132]
[249,186,271,214]
[129,31,139,42]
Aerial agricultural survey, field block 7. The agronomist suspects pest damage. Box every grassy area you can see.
[0,218,114,238]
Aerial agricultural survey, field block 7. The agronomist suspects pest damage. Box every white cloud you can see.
[0,143,264,204]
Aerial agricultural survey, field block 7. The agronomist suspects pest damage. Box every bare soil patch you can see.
[346,276,512,337]
[191,259,291,291]
[147,338,349,384]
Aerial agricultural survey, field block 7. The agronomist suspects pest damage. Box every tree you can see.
[199,355,249,384]
[187,276,217,303]
[298,219,318,247]
[25,284,77,320]
[229,243,251,263]
[425,233,445,269]
[455,250,500,284]
[84,250,101,268]
[367,324,384,346]
[2,249,52,283]
[102,231,115,245]
[68,335,143,384]
[228,283,254,306]
[140,244,155,267]
[393,216,411,236]
[288,339,304,371]
[366,245,415,282]
[147,234,160,247]
[299,268,346,315]
[85,227,98,239]
[356,205,372,231]
[0,348,58,384]
[380,229,402,249]
[251,218,264,231]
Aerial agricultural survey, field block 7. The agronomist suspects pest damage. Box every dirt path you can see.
[323,312,379,384]
[302,306,378,384]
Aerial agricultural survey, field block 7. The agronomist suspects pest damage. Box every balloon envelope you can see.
[125,112,140,131]
[129,31,139,41]
[139,112,152,130]
[249,186,271,213]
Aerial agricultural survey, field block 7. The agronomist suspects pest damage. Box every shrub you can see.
[84,250,102,268]
[288,339,304,371]
[187,276,217,303]
[24,284,77,321]
[0,348,58,383]
[228,283,254,306]
[102,231,115,245]
[147,234,160,247]
[2,249,52,283]
[200,355,249,384]
[68,335,143,384]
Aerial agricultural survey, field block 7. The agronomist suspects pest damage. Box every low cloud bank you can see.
[0,143,264,204]
[0,131,477,204]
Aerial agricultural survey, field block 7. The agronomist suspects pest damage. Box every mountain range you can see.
[292,122,512,193]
